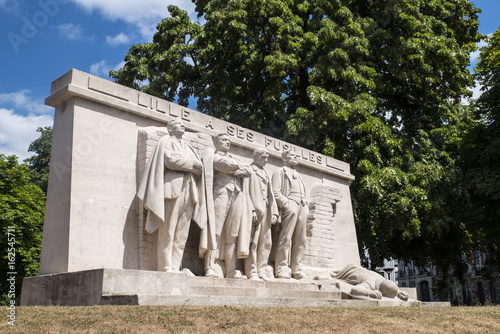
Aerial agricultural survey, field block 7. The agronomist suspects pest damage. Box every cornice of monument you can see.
[45,69,354,181]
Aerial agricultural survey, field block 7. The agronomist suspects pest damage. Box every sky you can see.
[0,0,499,161]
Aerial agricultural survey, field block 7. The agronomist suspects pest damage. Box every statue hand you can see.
[271,215,278,225]
[192,161,203,175]
[397,290,409,301]
[369,291,382,299]
[252,212,258,225]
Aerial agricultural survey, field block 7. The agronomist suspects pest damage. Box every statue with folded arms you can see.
[206,133,252,278]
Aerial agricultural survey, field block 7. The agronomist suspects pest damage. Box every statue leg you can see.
[206,188,230,276]
[275,201,299,278]
[204,250,217,277]
[171,189,194,271]
[157,198,180,272]
[257,217,272,280]
[225,243,242,278]
[291,203,308,279]
[224,190,243,279]
[244,224,260,280]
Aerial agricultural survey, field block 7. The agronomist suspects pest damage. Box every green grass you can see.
[1,305,499,333]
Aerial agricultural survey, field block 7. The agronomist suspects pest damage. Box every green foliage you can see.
[24,126,52,194]
[112,0,483,283]
[0,154,45,305]
[462,26,500,272]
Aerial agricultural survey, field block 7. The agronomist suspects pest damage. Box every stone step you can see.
[186,275,327,292]
[186,285,342,300]
[101,294,380,307]
[101,294,438,307]
[102,270,340,297]
[21,269,451,307]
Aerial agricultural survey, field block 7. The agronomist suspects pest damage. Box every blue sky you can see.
[0,0,499,161]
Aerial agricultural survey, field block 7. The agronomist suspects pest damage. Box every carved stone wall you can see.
[303,184,343,269]
[137,128,166,271]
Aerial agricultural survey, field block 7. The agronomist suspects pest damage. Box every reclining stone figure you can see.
[331,263,409,301]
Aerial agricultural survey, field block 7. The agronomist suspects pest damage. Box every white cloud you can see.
[470,41,487,65]
[0,0,20,13]
[471,83,483,100]
[470,33,493,67]
[56,23,84,40]
[90,60,126,78]
[106,32,130,46]
[69,0,195,39]
[0,90,51,114]
[0,108,53,161]
[462,80,484,105]
[133,20,164,41]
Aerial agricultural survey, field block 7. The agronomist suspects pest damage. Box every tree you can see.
[24,126,52,194]
[111,0,481,286]
[0,154,45,305]
[461,27,500,273]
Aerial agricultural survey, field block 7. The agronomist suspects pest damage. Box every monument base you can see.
[20,269,450,307]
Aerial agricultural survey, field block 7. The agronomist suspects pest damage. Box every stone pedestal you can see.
[21,269,449,307]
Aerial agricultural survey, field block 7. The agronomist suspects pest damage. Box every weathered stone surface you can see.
[39,69,359,277]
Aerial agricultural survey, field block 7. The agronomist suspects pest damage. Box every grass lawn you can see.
[2,305,499,333]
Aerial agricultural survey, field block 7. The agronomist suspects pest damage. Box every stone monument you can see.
[20,69,447,307]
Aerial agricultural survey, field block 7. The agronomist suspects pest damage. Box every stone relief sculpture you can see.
[206,133,252,278]
[244,147,279,281]
[137,119,209,273]
[272,149,309,279]
[331,264,410,301]
[135,124,406,298]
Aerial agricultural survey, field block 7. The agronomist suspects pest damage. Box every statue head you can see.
[252,147,269,167]
[213,132,231,152]
[379,279,398,299]
[282,149,299,166]
[167,119,185,137]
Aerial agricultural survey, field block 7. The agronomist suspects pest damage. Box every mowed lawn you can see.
[1,305,499,333]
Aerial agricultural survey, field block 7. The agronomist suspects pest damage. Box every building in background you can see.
[375,258,399,284]
[397,252,500,305]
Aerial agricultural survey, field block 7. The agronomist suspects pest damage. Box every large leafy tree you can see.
[0,154,45,304]
[462,27,500,273]
[111,0,482,284]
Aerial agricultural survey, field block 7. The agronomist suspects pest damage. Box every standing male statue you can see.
[137,119,207,273]
[244,147,279,280]
[272,149,308,279]
[206,133,252,278]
